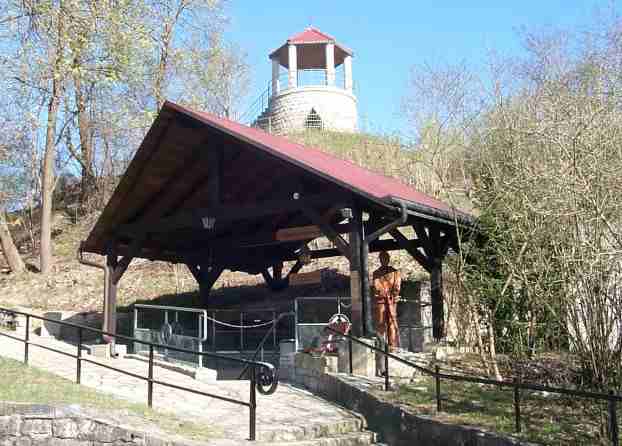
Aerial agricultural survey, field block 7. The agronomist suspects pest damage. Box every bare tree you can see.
[0,207,25,273]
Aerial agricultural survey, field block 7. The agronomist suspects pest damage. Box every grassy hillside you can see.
[288,130,473,212]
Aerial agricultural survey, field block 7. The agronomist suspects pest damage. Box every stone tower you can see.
[254,27,358,134]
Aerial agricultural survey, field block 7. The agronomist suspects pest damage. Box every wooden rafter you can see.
[111,236,146,284]
[119,194,349,236]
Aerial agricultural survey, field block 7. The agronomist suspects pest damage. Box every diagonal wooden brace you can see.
[302,206,351,261]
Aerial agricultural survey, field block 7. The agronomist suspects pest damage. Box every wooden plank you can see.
[289,270,322,286]
[275,225,322,242]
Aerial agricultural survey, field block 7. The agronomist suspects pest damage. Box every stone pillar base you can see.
[338,338,375,377]
[41,312,73,338]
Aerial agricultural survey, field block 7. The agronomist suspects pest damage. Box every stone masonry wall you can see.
[267,87,357,134]
[284,365,536,446]
[0,403,193,446]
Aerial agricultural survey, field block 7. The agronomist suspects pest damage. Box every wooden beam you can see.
[261,265,289,291]
[111,236,145,284]
[188,263,224,303]
[412,221,434,258]
[186,263,202,283]
[390,228,432,272]
[302,206,351,261]
[112,236,417,268]
[286,260,304,277]
[201,265,224,305]
[276,225,323,242]
[119,194,350,236]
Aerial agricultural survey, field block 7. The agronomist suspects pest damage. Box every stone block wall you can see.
[264,87,357,134]
[0,403,191,446]
[289,372,537,446]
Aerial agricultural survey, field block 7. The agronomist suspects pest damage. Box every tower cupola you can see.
[253,27,358,134]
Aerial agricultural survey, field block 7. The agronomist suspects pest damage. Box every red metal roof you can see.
[165,102,467,222]
[288,27,335,44]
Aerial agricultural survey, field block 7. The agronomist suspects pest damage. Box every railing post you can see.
[384,341,390,391]
[24,314,30,365]
[435,365,441,412]
[609,391,619,446]
[348,337,353,375]
[249,365,257,441]
[147,345,154,407]
[76,327,83,384]
[513,377,521,433]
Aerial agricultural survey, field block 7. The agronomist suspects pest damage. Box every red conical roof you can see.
[287,27,335,44]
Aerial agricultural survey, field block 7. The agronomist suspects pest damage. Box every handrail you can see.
[1,307,269,367]
[327,326,621,444]
[0,306,280,441]
[327,326,622,402]
[134,303,209,342]
[237,312,295,380]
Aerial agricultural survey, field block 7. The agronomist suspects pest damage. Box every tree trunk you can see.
[40,80,61,275]
[487,311,503,381]
[0,209,25,274]
[40,3,64,275]
[74,73,96,204]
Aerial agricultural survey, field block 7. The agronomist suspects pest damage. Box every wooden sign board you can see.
[276,225,322,242]
[289,270,323,286]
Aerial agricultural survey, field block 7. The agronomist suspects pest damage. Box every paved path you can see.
[0,333,362,444]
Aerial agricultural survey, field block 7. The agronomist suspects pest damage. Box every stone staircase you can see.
[253,414,381,446]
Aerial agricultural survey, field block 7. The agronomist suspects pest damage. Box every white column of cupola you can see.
[325,42,335,86]
[271,57,280,95]
[288,44,297,89]
[344,55,353,92]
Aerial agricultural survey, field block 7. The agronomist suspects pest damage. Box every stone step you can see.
[259,417,365,443]
[264,431,377,446]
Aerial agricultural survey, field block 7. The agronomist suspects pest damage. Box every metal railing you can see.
[237,312,295,380]
[329,326,622,446]
[0,307,278,441]
[238,67,356,127]
[274,69,348,91]
[295,297,351,352]
[133,304,208,367]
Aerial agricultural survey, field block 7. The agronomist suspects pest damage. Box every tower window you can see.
[305,108,323,130]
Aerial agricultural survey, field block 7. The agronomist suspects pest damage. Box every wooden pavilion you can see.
[80,101,474,341]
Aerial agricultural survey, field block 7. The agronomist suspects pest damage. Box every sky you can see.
[227,1,607,135]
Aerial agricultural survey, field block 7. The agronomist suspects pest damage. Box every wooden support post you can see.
[190,264,224,304]
[349,211,363,337]
[410,223,450,341]
[103,249,118,344]
[430,256,444,340]
[358,210,374,337]
[261,263,289,291]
